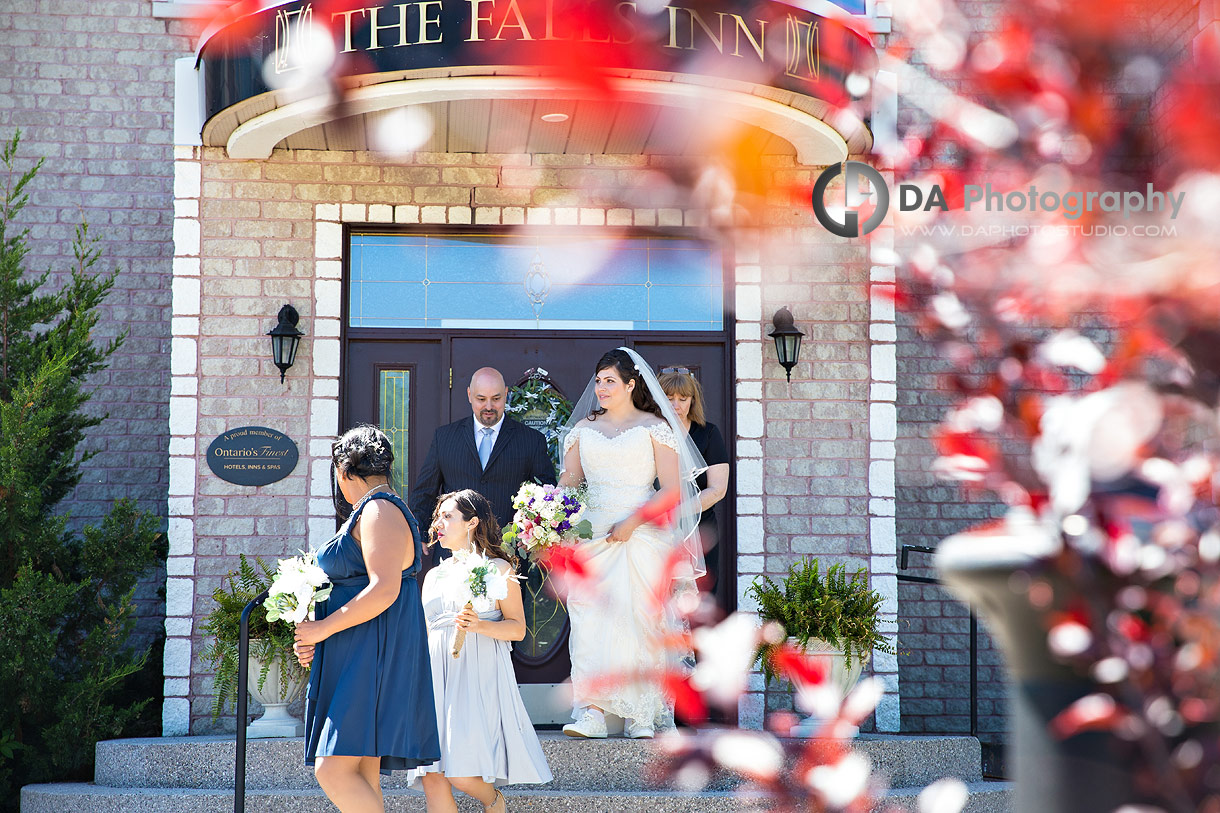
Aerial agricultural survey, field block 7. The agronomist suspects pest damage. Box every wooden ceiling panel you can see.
[642,106,695,155]
[485,99,536,153]
[447,98,492,153]
[563,101,614,154]
[525,99,577,154]
[420,101,449,153]
[321,115,367,151]
[602,102,659,155]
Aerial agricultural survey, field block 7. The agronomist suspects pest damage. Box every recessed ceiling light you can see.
[540,112,569,123]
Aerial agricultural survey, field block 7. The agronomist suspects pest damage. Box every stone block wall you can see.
[0,1,195,640]
[168,146,890,734]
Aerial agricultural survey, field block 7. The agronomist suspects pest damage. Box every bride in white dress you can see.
[557,348,707,739]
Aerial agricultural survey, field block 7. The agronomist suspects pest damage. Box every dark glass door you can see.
[450,337,624,684]
[344,334,732,689]
[342,337,444,508]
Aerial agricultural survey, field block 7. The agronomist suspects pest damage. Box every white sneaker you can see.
[623,719,654,739]
[563,709,608,738]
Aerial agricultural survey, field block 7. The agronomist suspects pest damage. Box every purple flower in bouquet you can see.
[502,482,594,566]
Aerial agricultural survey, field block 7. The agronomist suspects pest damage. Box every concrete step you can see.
[93,733,982,792]
[22,781,1014,812]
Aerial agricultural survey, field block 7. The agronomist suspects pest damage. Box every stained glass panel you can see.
[349,233,722,330]
[378,370,410,490]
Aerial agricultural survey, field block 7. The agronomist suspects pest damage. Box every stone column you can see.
[163,143,202,736]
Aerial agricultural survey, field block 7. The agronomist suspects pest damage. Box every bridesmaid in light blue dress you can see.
[408,489,552,813]
[294,426,439,812]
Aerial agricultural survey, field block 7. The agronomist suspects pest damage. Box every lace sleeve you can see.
[647,422,678,451]
[563,426,582,455]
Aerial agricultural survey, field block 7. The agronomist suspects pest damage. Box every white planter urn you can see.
[246,644,307,738]
[788,638,870,738]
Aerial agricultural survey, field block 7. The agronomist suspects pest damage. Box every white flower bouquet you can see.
[444,549,514,657]
[501,482,593,566]
[264,551,333,625]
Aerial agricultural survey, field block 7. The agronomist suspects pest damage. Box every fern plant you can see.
[747,558,895,679]
[200,555,303,721]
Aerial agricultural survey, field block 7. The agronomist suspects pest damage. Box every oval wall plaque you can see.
[206,426,299,487]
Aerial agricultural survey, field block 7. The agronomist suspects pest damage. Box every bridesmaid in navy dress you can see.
[294,425,440,812]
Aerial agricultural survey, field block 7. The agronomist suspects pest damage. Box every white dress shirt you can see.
[474,414,505,453]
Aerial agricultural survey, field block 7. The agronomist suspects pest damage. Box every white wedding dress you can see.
[563,421,681,729]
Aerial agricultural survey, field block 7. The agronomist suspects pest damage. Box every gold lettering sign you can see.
[333,3,444,52]
[200,0,852,116]
[662,5,767,61]
[319,1,775,61]
[274,5,313,74]
[785,15,819,81]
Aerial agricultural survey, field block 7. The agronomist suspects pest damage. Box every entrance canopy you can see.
[195,0,877,162]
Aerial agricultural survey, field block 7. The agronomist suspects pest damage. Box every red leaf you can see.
[1048,694,1125,738]
[770,644,827,687]
[662,673,708,724]
[636,488,682,529]
[1114,613,1150,643]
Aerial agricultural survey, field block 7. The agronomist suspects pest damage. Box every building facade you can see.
[9,0,1200,746]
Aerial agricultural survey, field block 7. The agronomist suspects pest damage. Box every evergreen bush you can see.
[0,132,165,809]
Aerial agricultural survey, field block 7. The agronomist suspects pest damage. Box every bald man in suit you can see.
[411,367,556,560]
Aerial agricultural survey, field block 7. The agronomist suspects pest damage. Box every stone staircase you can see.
[22,733,1012,811]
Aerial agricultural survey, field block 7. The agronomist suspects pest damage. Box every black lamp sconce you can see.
[267,304,304,384]
[769,306,805,382]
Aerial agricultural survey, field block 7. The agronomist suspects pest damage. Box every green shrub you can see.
[0,132,165,809]
[748,558,895,679]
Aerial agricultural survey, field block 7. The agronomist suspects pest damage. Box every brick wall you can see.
[0,2,195,639]
[168,145,888,733]
[894,312,1008,740]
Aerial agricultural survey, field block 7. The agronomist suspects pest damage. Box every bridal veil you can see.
[559,346,709,582]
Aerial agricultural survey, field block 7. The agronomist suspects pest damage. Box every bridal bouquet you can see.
[502,482,593,565]
[445,550,513,657]
[264,551,332,625]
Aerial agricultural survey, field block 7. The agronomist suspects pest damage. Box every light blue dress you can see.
[304,492,440,774]
[406,557,553,788]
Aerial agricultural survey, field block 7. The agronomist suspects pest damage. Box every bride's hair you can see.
[588,349,664,421]
[428,488,518,567]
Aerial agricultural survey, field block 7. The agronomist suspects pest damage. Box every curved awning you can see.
[196,0,877,161]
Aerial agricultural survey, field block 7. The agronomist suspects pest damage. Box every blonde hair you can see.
[659,371,706,427]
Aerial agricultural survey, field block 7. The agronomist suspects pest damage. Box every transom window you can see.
[347,232,723,331]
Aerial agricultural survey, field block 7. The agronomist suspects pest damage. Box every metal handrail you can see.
[897,545,978,738]
[234,589,270,813]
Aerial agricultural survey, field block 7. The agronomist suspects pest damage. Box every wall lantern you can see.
[267,304,304,384]
[768,306,805,382]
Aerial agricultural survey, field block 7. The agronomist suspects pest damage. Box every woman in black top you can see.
[659,369,730,599]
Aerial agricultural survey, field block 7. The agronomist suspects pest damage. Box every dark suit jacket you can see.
[410,416,557,536]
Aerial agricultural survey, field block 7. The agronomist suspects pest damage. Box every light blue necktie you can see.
[478,427,494,469]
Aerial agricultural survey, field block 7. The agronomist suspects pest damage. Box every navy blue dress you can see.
[304,491,440,774]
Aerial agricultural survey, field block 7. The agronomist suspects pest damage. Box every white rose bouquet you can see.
[264,551,333,626]
[502,482,593,566]
[445,549,513,657]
